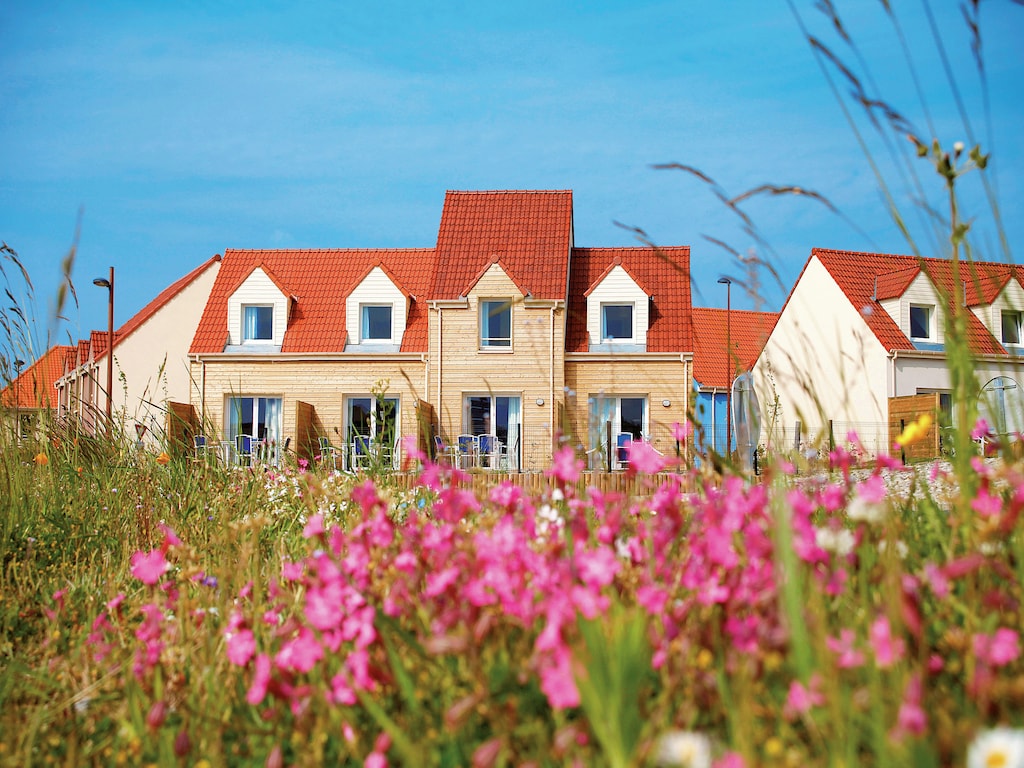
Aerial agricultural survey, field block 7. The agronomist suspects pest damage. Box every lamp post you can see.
[93,267,114,437]
[13,358,25,443]
[717,277,732,458]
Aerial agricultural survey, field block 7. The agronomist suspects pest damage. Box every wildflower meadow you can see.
[1,423,1023,766]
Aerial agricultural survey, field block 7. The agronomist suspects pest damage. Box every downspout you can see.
[549,305,555,445]
[682,353,690,463]
[201,358,207,430]
[890,349,898,399]
[436,306,443,437]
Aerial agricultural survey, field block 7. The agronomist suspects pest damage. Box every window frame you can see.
[601,303,634,342]
[1001,309,1022,346]
[360,303,394,343]
[242,304,274,343]
[909,304,933,340]
[479,299,513,350]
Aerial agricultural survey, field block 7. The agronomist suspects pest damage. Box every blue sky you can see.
[1,1,1021,364]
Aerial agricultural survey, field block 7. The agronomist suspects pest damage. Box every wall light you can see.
[662,399,672,407]
[536,397,545,406]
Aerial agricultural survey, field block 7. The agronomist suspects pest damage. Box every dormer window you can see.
[243,305,273,342]
[361,304,393,342]
[602,304,634,341]
[480,299,512,348]
[1002,310,1022,345]
[909,304,932,340]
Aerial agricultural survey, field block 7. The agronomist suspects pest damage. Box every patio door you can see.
[346,396,399,447]
[227,396,282,442]
[464,395,521,470]
[588,395,647,454]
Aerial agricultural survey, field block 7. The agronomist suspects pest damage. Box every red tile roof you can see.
[812,248,1013,355]
[1,345,76,409]
[433,190,574,301]
[566,246,693,353]
[692,308,778,388]
[190,249,437,354]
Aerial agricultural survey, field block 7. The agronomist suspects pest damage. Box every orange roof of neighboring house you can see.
[1,345,76,409]
[566,246,693,353]
[812,248,1012,355]
[190,248,437,354]
[432,190,574,301]
[692,307,778,388]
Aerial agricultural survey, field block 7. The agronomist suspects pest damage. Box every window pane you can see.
[603,304,633,339]
[348,398,372,439]
[481,300,511,347]
[467,396,490,434]
[1002,311,1021,345]
[909,306,930,339]
[620,397,645,438]
[363,305,392,340]
[244,306,273,341]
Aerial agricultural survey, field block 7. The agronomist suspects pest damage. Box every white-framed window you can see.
[227,396,282,442]
[361,304,393,342]
[909,304,932,340]
[480,299,512,348]
[1001,310,1022,345]
[601,303,634,341]
[243,305,274,342]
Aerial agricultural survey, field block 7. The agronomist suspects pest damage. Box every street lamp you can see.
[717,277,732,458]
[93,267,114,437]
[13,358,25,442]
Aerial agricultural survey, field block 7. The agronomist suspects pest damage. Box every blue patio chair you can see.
[350,435,372,471]
[615,433,633,471]
[235,434,254,467]
[457,434,478,469]
[478,434,501,469]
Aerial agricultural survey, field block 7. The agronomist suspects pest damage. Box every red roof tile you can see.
[566,246,693,353]
[1,345,76,409]
[190,248,437,354]
[692,308,778,388]
[813,248,1012,355]
[433,190,574,301]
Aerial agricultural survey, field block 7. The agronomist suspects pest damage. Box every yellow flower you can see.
[34,452,49,467]
[895,412,933,447]
[156,452,171,466]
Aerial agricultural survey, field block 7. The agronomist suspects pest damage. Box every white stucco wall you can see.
[753,255,889,448]
[107,261,220,441]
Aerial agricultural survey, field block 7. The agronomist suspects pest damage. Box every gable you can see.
[585,264,650,351]
[226,267,289,348]
[345,265,409,349]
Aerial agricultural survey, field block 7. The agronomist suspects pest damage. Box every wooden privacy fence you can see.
[888,393,941,462]
[387,470,689,498]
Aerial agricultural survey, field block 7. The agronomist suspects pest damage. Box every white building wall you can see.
[585,266,649,348]
[227,269,287,346]
[109,262,220,442]
[345,267,408,345]
[753,255,889,449]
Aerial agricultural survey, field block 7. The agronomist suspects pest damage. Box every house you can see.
[753,248,1024,453]
[690,307,778,456]
[1,345,77,440]
[188,190,698,470]
[55,256,221,445]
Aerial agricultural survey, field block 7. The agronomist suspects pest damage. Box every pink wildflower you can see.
[627,440,666,474]
[971,418,991,440]
[974,628,1020,667]
[226,628,256,667]
[302,513,325,539]
[547,445,583,484]
[971,487,1003,518]
[826,629,865,668]
[922,563,950,598]
[574,546,620,589]
[890,673,927,741]
[539,645,580,710]
[714,754,746,768]
[130,549,170,585]
[275,627,323,673]
[869,616,905,668]
[158,523,182,551]
[246,653,272,705]
[785,674,824,718]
